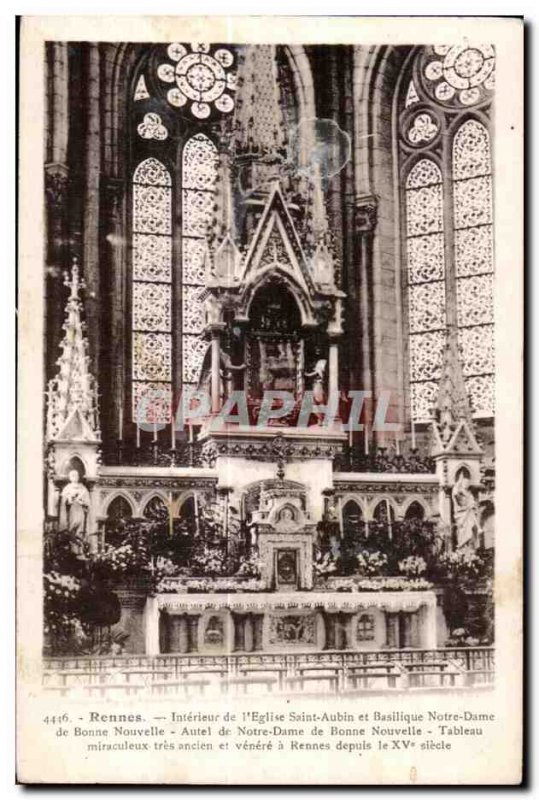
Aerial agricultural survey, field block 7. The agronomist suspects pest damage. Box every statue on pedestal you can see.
[58,469,90,553]
[452,470,479,550]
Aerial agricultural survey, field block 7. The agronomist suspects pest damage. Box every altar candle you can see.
[171,413,176,449]
[411,418,416,450]
[136,422,140,449]
[118,404,123,441]
[364,424,369,456]
[153,421,158,442]
[395,435,400,456]
[168,491,173,537]
[348,424,353,449]
[189,424,194,444]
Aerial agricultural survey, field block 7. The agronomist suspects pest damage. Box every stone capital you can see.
[355,195,378,233]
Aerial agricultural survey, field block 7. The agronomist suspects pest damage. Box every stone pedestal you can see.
[116,589,147,654]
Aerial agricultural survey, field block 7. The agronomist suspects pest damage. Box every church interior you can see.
[43,41,495,694]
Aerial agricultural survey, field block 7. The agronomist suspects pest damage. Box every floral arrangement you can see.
[356,550,388,576]
[43,571,84,651]
[156,576,267,593]
[235,553,264,578]
[313,551,339,576]
[321,575,433,592]
[438,549,486,581]
[398,555,427,577]
[92,542,150,578]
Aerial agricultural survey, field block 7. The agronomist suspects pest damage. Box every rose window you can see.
[157,42,235,119]
[422,45,495,107]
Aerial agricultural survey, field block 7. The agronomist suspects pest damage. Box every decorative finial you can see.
[46,257,100,443]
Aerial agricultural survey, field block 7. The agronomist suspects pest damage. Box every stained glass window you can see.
[132,158,172,423]
[181,134,217,389]
[405,159,446,422]
[453,120,494,417]
[402,47,495,423]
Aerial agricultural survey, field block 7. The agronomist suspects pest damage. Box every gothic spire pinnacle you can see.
[233,44,286,158]
[432,325,481,455]
[46,258,100,442]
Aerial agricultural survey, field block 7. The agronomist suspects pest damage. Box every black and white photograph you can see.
[16,14,523,785]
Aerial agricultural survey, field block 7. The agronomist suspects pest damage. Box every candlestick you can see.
[168,491,173,537]
[411,418,416,450]
[194,491,200,536]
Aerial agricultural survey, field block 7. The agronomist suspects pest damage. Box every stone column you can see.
[385,612,399,649]
[211,331,221,413]
[143,596,160,655]
[100,176,126,444]
[244,616,254,652]
[328,338,339,404]
[355,197,377,445]
[233,614,245,651]
[178,615,190,654]
[421,601,438,650]
[188,615,200,652]
[116,589,147,654]
[253,615,264,651]
[324,613,336,650]
[82,43,102,375]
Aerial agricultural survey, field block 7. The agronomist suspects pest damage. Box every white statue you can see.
[59,469,90,549]
[305,357,327,404]
[452,471,479,550]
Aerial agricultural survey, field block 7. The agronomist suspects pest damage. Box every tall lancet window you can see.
[132,158,172,422]
[399,45,495,422]
[406,159,446,423]
[453,120,494,417]
[181,133,217,389]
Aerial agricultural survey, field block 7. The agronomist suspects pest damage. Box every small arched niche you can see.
[246,282,304,400]
[404,501,426,521]
[104,495,133,546]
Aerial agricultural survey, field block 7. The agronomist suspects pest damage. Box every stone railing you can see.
[334,447,435,474]
[102,439,205,468]
[43,647,495,696]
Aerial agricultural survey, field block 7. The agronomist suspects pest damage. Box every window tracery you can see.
[405,159,446,422]
[401,47,495,422]
[182,133,217,389]
[453,119,494,417]
[132,158,172,424]
[157,43,236,119]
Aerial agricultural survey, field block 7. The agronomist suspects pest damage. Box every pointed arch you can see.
[103,491,136,518]
[397,47,495,425]
[342,498,367,541]
[404,500,426,521]
[373,500,396,523]
[142,494,169,520]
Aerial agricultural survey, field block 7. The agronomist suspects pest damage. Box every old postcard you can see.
[17,15,523,784]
